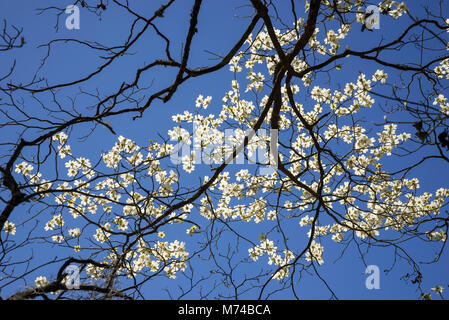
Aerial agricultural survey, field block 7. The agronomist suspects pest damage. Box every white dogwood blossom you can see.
[34,276,49,288]
[3,221,16,235]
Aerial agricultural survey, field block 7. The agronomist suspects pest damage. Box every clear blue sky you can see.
[0,0,448,299]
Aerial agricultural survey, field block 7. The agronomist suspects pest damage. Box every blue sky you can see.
[0,0,448,300]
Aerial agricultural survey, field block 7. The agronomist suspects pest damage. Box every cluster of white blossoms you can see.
[44,214,65,231]
[379,1,408,18]
[373,123,410,158]
[311,86,331,104]
[221,41,449,271]
[14,161,34,176]
[34,276,49,288]
[248,239,277,261]
[245,71,265,92]
[40,70,447,281]
[433,94,449,116]
[85,263,105,280]
[168,126,191,144]
[372,70,388,83]
[324,24,350,55]
[426,229,448,242]
[93,223,112,243]
[68,227,81,238]
[14,161,46,191]
[195,94,212,109]
[271,250,295,280]
[248,238,297,278]
[305,241,324,265]
[353,1,408,31]
[130,240,189,279]
[113,216,129,231]
[64,158,93,178]
[10,8,447,289]
[26,129,198,281]
[307,72,380,117]
[222,83,256,123]
[101,135,142,169]
[308,27,327,56]
[52,132,71,159]
[420,285,446,300]
[229,53,244,73]
[434,58,449,80]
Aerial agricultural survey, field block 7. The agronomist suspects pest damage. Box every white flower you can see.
[52,132,68,144]
[15,161,34,176]
[114,216,129,231]
[168,126,191,143]
[35,276,49,288]
[420,293,432,300]
[311,86,331,103]
[93,223,112,243]
[52,235,64,243]
[3,221,16,235]
[45,214,65,231]
[426,229,447,242]
[299,215,313,227]
[372,70,388,83]
[431,286,444,294]
[68,228,81,238]
[186,225,197,236]
[305,241,324,265]
[229,54,242,72]
[433,94,447,106]
[195,94,204,108]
